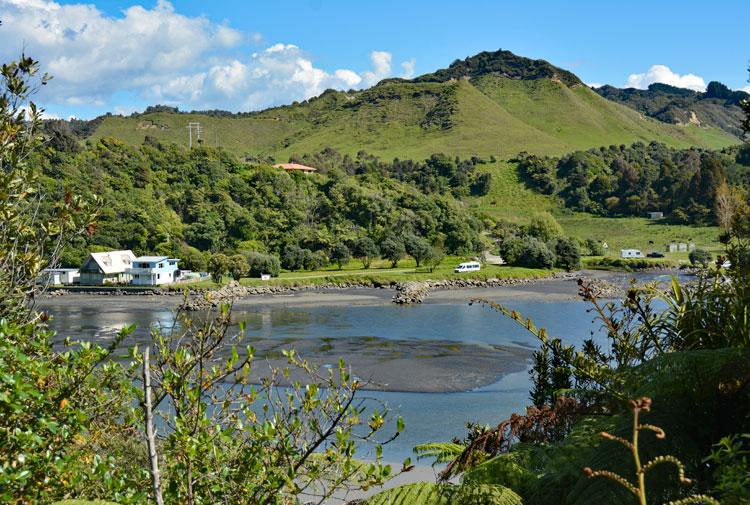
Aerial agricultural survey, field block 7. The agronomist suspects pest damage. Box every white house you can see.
[648,211,664,220]
[40,268,79,286]
[620,249,645,259]
[79,250,136,285]
[130,256,180,285]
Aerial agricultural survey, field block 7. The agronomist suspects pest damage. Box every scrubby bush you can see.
[689,248,713,268]
[228,254,249,281]
[282,244,314,271]
[585,238,605,256]
[525,212,563,242]
[516,238,556,269]
[554,236,581,271]
[245,251,281,277]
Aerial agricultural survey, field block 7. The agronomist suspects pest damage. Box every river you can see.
[39,270,681,463]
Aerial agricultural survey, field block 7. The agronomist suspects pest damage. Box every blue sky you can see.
[1,0,748,118]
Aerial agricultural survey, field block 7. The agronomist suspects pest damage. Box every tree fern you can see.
[364,482,522,505]
[414,442,467,465]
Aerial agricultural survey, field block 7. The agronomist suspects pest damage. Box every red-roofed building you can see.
[273,163,318,174]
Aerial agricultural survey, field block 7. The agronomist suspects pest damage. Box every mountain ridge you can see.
[48,49,739,159]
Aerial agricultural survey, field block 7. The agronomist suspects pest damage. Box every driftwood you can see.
[143,347,164,505]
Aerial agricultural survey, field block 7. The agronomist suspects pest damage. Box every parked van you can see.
[454,261,481,273]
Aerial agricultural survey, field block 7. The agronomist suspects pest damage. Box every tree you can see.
[554,236,581,271]
[742,65,750,138]
[330,242,351,270]
[208,253,230,283]
[353,236,379,269]
[423,246,445,273]
[245,251,281,277]
[380,237,406,268]
[526,212,563,242]
[515,238,556,269]
[585,238,604,256]
[282,244,307,271]
[405,235,431,267]
[228,254,249,281]
[689,248,713,268]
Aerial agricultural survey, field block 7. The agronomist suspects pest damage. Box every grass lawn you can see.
[175,256,553,290]
[557,213,723,265]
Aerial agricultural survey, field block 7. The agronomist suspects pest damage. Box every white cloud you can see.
[401,58,416,79]
[362,51,392,86]
[626,65,706,92]
[741,85,750,93]
[0,0,243,106]
[0,0,410,113]
[586,82,604,88]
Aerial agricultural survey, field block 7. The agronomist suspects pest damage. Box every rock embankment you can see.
[391,274,576,304]
[392,282,431,304]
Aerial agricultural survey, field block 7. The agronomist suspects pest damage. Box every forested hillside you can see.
[48,50,738,160]
[596,81,749,138]
[37,139,488,268]
[517,142,750,224]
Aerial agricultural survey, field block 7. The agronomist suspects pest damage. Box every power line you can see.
[186,122,202,148]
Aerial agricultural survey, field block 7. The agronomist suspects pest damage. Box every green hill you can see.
[596,81,749,138]
[85,50,738,160]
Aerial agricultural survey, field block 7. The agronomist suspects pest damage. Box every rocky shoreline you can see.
[44,270,636,308]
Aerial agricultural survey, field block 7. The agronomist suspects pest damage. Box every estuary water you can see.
[40,271,681,462]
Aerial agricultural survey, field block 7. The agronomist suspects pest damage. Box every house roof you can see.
[273,163,318,172]
[86,250,136,274]
[134,256,169,263]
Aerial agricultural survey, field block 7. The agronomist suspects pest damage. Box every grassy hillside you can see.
[88,53,738,161]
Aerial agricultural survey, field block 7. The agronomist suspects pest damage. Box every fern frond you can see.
[414,442,467,465]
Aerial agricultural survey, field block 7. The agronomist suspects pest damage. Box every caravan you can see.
[454,261,481,273]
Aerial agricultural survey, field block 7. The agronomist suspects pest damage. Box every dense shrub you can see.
[245,251,281,277]
[554,237,581,271]
[516,238,556,269]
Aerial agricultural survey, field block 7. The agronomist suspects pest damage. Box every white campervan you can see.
[454,261,481,273]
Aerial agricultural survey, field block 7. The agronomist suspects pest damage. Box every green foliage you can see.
[704,434,750,505]
[525,212,563,242]
[515,238,555,270]
[380,237,406,267]
[584,238,605,256]
[596,81,748,138]
[517,142,750,225]
[424,246,446,272]
[330,242,351,270]
[140,307,400,504]
[353,236,380,269]
[688,248,712,267]
[244,251,281,278]
[227,254,248,280]
[554,236,581,271]
[365,481,522,505]
[207,252,230,283]
[405,235,431,267]
[414,442,467,465]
